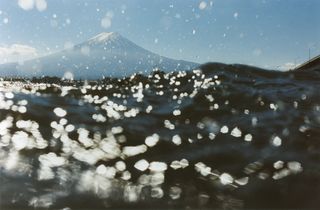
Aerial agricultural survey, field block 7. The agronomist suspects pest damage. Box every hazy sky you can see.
[0,0,319,70]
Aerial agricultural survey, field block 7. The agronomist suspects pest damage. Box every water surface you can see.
[1,63,320,209]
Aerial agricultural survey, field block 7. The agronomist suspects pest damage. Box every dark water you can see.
[1,63,320,209]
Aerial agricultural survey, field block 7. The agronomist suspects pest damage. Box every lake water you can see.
[1,63,320,209]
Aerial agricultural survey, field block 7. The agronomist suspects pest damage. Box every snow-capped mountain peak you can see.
[88,32,120,44]
[0,32,199,78]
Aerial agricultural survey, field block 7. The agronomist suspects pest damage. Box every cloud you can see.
[278,62,300,71]
[0,44,38,64]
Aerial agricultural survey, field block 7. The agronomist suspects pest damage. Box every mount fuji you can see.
[0,32,199,79]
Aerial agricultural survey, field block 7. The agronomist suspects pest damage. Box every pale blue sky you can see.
[0,0,319,70]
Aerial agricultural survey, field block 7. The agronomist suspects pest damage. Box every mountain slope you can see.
[0,32,199,79]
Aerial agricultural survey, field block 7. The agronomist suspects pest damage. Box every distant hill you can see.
[0,32,199,79]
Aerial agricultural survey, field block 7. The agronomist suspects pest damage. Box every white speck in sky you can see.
[234,12,239,19]
[121,4,126,14]
[18,0,34,11]
[35,0,47,12]
[199,1,207,10]
[3,18,8,24]
[101,17,112,29]
[192,29,196,35]
[66,18,71,24]
[154,38,158,44]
